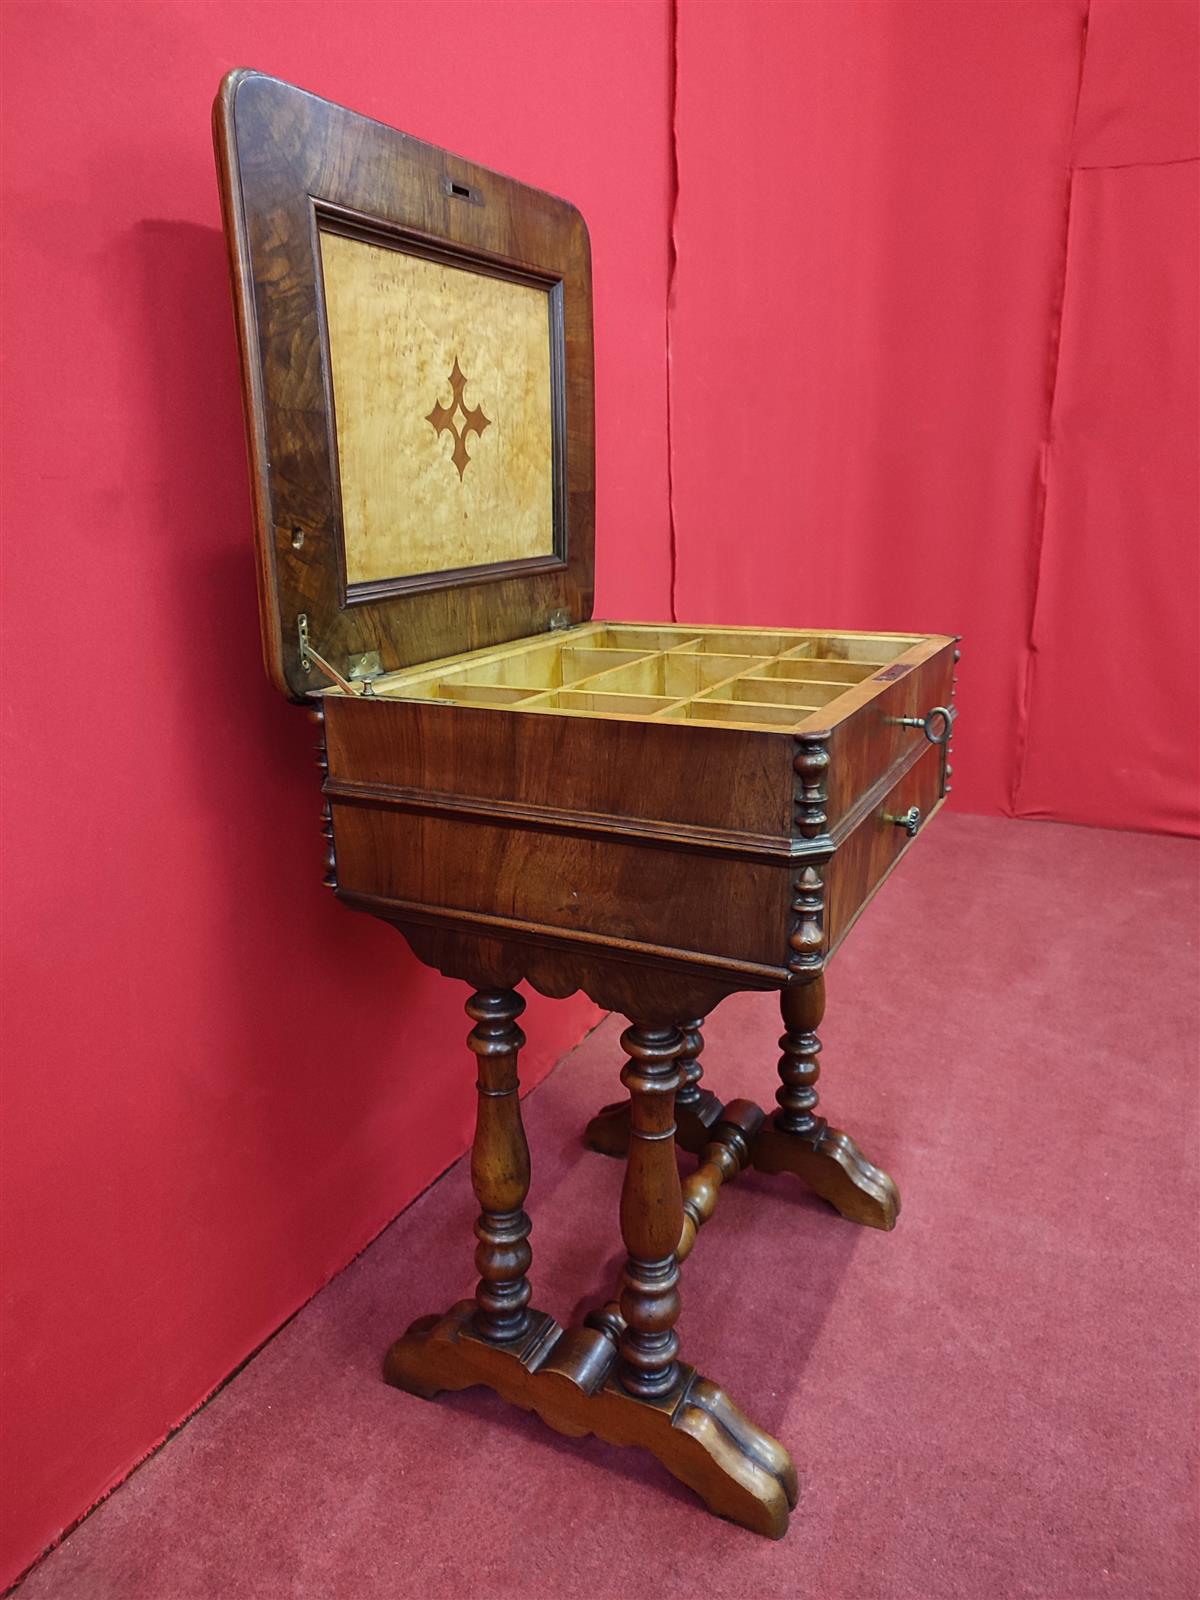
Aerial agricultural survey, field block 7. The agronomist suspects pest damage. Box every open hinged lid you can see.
[213,71,595,700]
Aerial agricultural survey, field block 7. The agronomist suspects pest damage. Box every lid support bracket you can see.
[297,615,373,696]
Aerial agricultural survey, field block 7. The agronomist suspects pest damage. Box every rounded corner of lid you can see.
[564,201,592,261]
[217,68,304,132]
[215,67,258,120]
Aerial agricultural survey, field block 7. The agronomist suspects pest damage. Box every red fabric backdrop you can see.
[0,2,670,1585]
[3,0,1196,1586]
[669,0,1199,833]
[1013,1,1200,830]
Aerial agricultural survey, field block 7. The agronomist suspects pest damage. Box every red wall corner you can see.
[0,1,672,1585]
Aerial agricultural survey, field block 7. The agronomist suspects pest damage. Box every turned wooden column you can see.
[582,1015,720,1158]
[775,975,824,1138]
[466,988,532,1343]
[616,1021,685,1399]
[674,1018,706,1113]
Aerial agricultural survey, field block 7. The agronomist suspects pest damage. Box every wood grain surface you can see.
[213,70,593,699]
[320,231,555,585]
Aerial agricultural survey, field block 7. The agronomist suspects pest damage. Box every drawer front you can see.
[824,742,944,955]
[330,803,794,979]
[324,693,795,839]
[821,640,956,829]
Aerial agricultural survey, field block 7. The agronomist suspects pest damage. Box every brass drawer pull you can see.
[883,805,921,838]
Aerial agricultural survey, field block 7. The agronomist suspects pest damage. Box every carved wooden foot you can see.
[385,1302,797,1538]
[755,974,899,1230]
[751,1120,899,1229]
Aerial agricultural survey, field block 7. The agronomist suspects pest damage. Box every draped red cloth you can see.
[670,0,1199,834]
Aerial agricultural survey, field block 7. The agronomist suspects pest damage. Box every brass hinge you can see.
[297,615,379,696]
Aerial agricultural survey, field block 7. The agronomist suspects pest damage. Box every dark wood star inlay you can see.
[426,356,491,479]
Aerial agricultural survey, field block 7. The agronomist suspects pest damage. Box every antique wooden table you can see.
[215,71,959,1538]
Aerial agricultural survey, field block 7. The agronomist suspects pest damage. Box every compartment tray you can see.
[347,621,929,734]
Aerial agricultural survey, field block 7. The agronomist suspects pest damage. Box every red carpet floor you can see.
[15,815,1199,1600]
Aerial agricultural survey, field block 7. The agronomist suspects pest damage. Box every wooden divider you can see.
[360,622,924,733]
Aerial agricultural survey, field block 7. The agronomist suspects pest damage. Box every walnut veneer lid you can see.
[214,71,595,700]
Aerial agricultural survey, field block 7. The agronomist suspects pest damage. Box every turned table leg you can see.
[384,1000,797,1538]
[596,1019,796,1533]
[385,987,561,1399]
[751,973,900,1230]
[615,1022,684,1397]
[584,987,900,1230]
[583,1017,723,1157]
[466,988,533,1342]
[673,1019,725,1144]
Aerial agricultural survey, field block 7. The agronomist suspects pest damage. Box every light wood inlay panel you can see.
[320,231,555,586]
